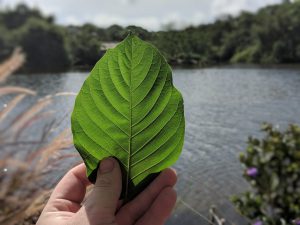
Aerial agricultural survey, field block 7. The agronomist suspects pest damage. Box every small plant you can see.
[232,123,300,225]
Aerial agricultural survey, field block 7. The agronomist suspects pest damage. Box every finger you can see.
[116,168,177,225]
[46,163,90,212]
[80,157,121,223]
[136,187,177,225]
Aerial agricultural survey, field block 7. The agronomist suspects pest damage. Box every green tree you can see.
[125,25,152,40]
[0,25,13,61]
[67,24,102,68]
[17,18,71,72]
[0,3,53,30]
[106,25,125,41]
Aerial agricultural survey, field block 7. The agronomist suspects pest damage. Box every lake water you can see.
[3,67,300,224]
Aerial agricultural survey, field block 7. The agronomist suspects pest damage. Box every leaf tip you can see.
[124,30,141,45]
[126,30,137,39]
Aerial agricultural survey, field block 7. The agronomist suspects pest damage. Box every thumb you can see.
[81,157,122,223]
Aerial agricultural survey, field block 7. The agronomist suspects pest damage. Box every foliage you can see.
[1,1,300,71]
[230,43,261,63]
[0,3,53,30]
[66,24,102,68]
[232,123,300,225]
[125,25,153,40]
[147,1,300,66]
[16,18,71,72]
[71,34,185,201]
[0,25,13,61]
[0,5,69,72]
[105,24,126,41]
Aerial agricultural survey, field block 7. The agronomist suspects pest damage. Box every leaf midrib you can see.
[125,37,133,200]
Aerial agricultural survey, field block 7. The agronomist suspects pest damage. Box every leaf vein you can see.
[131,133,184,180]
[132,96,181,156]
[77,95,129,154]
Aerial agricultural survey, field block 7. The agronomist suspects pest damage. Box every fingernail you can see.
[100,157,114,173]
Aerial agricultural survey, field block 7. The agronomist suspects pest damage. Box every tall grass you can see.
[0,49,77,225]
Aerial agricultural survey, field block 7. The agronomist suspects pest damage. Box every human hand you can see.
[37,157,177,225]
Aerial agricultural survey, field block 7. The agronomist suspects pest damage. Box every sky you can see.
[1,0,283,30]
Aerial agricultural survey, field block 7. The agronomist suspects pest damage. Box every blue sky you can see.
[1,0,282,30]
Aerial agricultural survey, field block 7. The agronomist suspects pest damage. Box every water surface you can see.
[3,67,300,224]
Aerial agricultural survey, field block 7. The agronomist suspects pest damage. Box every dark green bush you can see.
[17,18,71,72]
[232,123,300,225]
[66,24,102,68]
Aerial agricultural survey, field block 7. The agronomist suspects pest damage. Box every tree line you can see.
[0,2,300,73]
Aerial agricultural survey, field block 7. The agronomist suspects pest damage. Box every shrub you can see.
[230,43,261,63]
[232,123,300,225]
[17,18,71,72]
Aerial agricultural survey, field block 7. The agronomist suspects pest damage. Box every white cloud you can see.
[1,0,283,30]
[63,16,82,26]
[211,0,281,17]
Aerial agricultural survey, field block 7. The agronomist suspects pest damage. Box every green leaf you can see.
[71,34,185,200]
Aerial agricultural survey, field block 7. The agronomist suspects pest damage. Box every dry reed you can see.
[0,48,25,84]
[0,49,77,225]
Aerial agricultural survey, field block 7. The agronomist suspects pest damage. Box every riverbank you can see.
[16,62,300,75]
[1,2,300,73]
